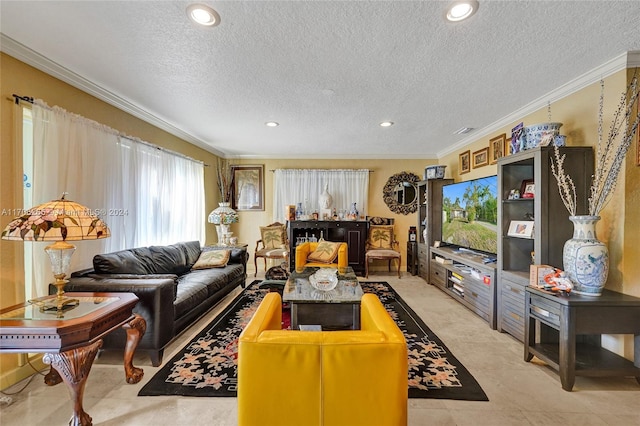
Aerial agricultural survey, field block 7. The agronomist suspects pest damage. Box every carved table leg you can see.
[43,339,103,426]
[44,365,63,386]
[122,314,146,384]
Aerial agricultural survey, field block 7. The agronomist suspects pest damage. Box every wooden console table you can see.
[0,292,146,426]
[525,287,640,391]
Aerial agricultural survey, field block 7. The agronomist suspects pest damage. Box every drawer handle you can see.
[532,306,550,317]
[510,287,521,294]
[509,312,521,320]
[471,291,478,298]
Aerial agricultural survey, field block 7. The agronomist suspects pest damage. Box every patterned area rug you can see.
[138,281,488,401]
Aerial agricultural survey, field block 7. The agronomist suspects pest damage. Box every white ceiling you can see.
[2,1,640,159]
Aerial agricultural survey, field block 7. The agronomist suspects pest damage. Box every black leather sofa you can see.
[58,241,248,366]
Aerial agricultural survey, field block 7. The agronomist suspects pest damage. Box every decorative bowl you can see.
[309,268,338,291]
[523,122,563,149]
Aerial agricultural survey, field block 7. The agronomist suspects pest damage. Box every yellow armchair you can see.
[294,241,348,271]
[238,292,408,426]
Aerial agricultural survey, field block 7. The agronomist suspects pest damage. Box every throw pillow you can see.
[260,225,286,249]
[192,249,231,270]
[368,225,394,249]
[307,241,341,264]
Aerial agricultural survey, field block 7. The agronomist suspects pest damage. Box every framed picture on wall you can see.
[232,165,264,211]
[489,134,507,164]
[459,150,471,174]
[472,147,489,168]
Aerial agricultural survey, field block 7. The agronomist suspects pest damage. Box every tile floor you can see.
[1,270,639,425]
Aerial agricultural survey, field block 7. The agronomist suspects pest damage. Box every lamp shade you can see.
[1,197,110,242]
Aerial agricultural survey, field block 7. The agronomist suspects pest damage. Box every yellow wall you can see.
[0,53,222,387]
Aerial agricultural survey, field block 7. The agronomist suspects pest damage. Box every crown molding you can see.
[1,33,224,158]
[438,51,639,158]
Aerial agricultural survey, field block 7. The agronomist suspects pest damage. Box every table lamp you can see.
[1,193,110,310]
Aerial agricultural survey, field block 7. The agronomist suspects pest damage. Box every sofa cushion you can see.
[94,248,154,274]
[192,249,231,269]
[307,241,341,263]
[150,244,189,275]
[174,281,209,319]
[179,264,244,297]
[179,241,203,267]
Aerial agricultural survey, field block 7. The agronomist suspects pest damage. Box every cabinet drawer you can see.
[528,294,561,328]
[418,244,428,257]
[430,262,446,286]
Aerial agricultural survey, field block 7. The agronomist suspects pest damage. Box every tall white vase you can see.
[563,215,609,296]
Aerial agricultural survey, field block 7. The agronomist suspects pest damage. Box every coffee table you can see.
[0,292,145,426]
[283,267,363,330]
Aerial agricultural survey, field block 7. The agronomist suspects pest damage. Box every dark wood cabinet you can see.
[407,241,418,275]
[525,287,640,391]
[497,146,593,341]
[417,178,453,281]
[288,220,368,275]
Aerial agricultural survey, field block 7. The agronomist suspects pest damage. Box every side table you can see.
[525,286,640,391]
[0,292,146,425]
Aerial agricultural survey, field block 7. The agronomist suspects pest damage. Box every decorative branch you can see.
[550,146,577,216]
[552,72,640,217]
[216,157,234,203]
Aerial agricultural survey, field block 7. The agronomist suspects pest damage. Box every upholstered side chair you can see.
[365,216,401,278]
[254,222,288,277]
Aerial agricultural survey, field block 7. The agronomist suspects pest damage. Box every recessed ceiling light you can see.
[380,121,394,127]
[445,1,479,22]
[186,4,221,27]
[265,121,279,127]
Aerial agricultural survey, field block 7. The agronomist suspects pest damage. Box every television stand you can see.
[429,246,497,329]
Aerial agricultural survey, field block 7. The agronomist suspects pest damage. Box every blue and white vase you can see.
[563,215,609,296]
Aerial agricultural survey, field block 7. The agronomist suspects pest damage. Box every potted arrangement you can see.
[551,75,640,295]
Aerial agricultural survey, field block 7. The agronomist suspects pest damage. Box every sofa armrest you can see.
[60,276,177,351]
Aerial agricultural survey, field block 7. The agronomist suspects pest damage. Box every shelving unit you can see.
[429,246,497,328]
[417,178,453,281]
[497,146,593,341]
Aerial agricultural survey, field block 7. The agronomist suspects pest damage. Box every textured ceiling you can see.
[2,1,640,159]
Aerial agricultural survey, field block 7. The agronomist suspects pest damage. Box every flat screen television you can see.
[441,175,498,256]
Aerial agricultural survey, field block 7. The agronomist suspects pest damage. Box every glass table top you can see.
[0,296,120,321]
[283,267,362,303]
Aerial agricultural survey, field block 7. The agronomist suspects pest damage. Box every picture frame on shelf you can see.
[231,164,264,211]
[489,134,507,164]
[472,147,489,168]
[459,150,471,174]
[520,179,535,198]
[507,220,535,239]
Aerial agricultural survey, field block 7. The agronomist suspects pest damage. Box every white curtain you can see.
[273,169,369,222]
[28,100,204,297]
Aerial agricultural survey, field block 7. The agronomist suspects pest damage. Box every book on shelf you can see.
[449,276,462,285]
[452,283,464,293]
[435,256,453,264]
[451,286,464,297]
[451,271,464,281]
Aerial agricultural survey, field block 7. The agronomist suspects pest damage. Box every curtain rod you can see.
[12,94,34,104]
[12,93,208,167]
